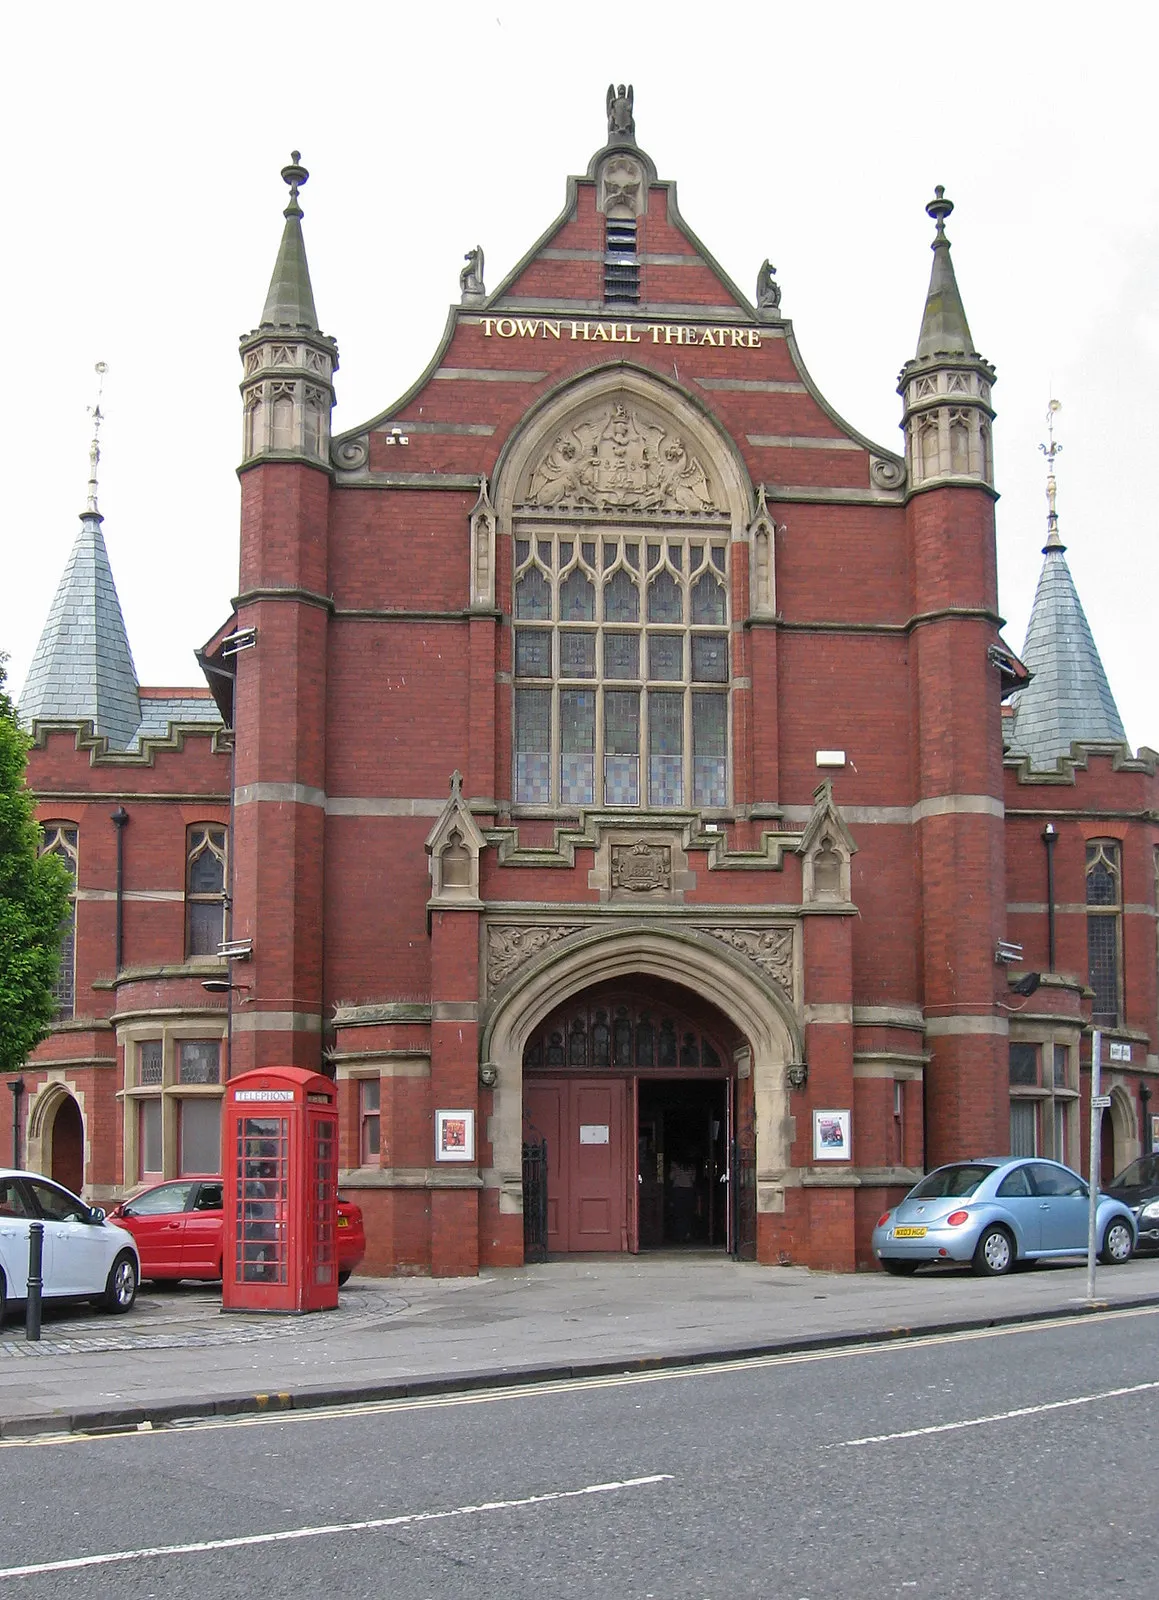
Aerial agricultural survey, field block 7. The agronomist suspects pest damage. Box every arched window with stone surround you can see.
[186,825,228,958]
[1086,839,1122,1028]
[39,823,78,1019]
[513,532,730,810]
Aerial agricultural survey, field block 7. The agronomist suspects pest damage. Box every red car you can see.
[107,1178,365,1286]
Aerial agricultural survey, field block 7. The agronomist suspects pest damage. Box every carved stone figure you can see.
[602,156,641,218]
[460,245,485,301]
[606,83,635,140]
[524,403,721,515]
[756,260,782,312]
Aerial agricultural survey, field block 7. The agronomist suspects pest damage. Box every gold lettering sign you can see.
[480,318,761,350]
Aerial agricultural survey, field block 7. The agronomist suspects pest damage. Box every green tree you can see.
[0,657,72,1072]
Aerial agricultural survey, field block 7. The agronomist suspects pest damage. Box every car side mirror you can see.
[89,1206,107,1225]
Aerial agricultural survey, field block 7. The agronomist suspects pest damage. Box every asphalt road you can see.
[2,1306,1157,1599]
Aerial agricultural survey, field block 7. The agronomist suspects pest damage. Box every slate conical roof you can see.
[260,151,318,330]
[915,187,975,360]
[1008,530,1126,770]
[19,510,141,749]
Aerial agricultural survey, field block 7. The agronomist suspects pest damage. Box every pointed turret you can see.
[898,188,996,491]
[240,152,338,467]
[20,369,141,749]
[260,155,319,330]
[1007,405,1127,768]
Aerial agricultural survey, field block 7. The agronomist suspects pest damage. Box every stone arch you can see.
[492,364,756,534]
[26,1081,86,1193]
[1105,1082,1137,1175]
[480,923,802,1216]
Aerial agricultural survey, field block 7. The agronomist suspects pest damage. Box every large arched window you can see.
[186,825,228,958]
[1086,840,1122,1028]
[513,531,730,810]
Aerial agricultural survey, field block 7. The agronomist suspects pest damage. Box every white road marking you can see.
[834,1378,1159,1447]
[0,1473,674,1581]
[4,1303,1158,1451]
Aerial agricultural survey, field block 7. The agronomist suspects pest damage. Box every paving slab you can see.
[2,1252,1158,1438]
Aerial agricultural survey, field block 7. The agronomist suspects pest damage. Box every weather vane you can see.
[86,361,108,515]
[1039,397,1063,549]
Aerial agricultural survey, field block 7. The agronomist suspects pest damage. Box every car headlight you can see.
[1140,1200,1159,1221]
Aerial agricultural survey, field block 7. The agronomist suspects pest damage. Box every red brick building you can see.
[8,94,1157,1273]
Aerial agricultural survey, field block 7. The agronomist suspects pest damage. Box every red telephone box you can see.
[222,1066,339,1314]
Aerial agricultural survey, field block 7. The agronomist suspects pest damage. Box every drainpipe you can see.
[7,1078,23,1168]
[1141,1081,1153,1155]
[111,807,129,971]
[1042,821,1058,971]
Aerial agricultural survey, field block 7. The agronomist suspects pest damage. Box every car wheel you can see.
[880,1259,920,1276]
[337,1269,352,1287]
[1099,1218,1134,1266]
[103,1252,139,1313]
[972,1225,1014,1276]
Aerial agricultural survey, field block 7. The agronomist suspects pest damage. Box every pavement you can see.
[3,1251,1159,1440]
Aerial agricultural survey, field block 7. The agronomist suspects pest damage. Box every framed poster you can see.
[435,1109,475,1163]
[813,1109,851,1161]
[1152,1113,1159,1151]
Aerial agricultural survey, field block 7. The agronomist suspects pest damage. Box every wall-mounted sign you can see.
[1108,1041,1132,1062]
[579,1124,610,1145]
[1152,1114,1159,1149]
[813,1109,852,1162]
[235,1089,295,1102]
[435,1109,475,1163]
[479,317,764,350]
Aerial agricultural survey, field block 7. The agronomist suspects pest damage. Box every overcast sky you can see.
[3,3,1155,752]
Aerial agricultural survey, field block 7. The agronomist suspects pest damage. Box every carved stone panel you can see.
[486,925,583,990]
[522,402,723,516]
[610,842,671,892]
[702,926,794,1002]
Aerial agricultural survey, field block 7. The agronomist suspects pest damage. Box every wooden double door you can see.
[523,1076,731,1255]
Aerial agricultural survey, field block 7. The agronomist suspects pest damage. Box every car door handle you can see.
[166,1222,181,1230]
[1039,1202,1050,1209]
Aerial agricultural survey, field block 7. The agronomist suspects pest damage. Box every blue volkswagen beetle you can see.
[872,1157,1137,1276]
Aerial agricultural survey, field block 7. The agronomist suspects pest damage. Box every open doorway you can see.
[636,1079,728,1250]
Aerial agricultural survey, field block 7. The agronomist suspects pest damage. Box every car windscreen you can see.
[908,1164,997,1200]
[1110,1155,1159,1190]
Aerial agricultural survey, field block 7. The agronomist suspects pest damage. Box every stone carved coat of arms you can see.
[524,404,719,514]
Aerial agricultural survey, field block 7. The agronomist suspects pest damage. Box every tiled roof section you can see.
[19,512,141,749]
[1007,544,1127,769]
[130,693,222,749]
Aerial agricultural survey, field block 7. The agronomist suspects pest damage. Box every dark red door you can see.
[524,1079,626,1253]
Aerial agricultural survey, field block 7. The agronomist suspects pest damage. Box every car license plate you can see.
[337,1216,349,1228]
[893,1226,927,1239]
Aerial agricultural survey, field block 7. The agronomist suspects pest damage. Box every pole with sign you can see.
[1086,1030,1107,1303]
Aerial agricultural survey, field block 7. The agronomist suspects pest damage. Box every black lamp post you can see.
[1141,1081,1153,1156]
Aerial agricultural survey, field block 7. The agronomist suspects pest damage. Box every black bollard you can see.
[25,1221,43,1342]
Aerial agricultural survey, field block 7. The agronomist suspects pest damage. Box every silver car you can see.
[0,1169,140,1319]
[872,1157,1137,1276]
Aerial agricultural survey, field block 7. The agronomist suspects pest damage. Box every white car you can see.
[0,1169,140,1319]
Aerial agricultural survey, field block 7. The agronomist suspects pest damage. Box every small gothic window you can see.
[605,218,639,303]
[814,840,842,897]
[40,824,78,1019]
[187,825,227,959]
[441,831,471,890]
[1086,841,1122,1027]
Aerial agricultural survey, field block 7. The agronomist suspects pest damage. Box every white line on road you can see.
[4,1304,1158,1452]
[0,1473,674,1581]
[834,1378,1159,1448]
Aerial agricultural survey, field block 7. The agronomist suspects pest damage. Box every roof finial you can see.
[926,185,954,243]
[281,150,308,219]
[85,361,108,516]
[1039,397,1065,553]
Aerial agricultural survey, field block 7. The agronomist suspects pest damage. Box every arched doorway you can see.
[49,1095,84,1194]
[523,978,744,1253]
[482,921,802,1262]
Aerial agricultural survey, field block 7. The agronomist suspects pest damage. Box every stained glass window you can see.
[512,532,730,809]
